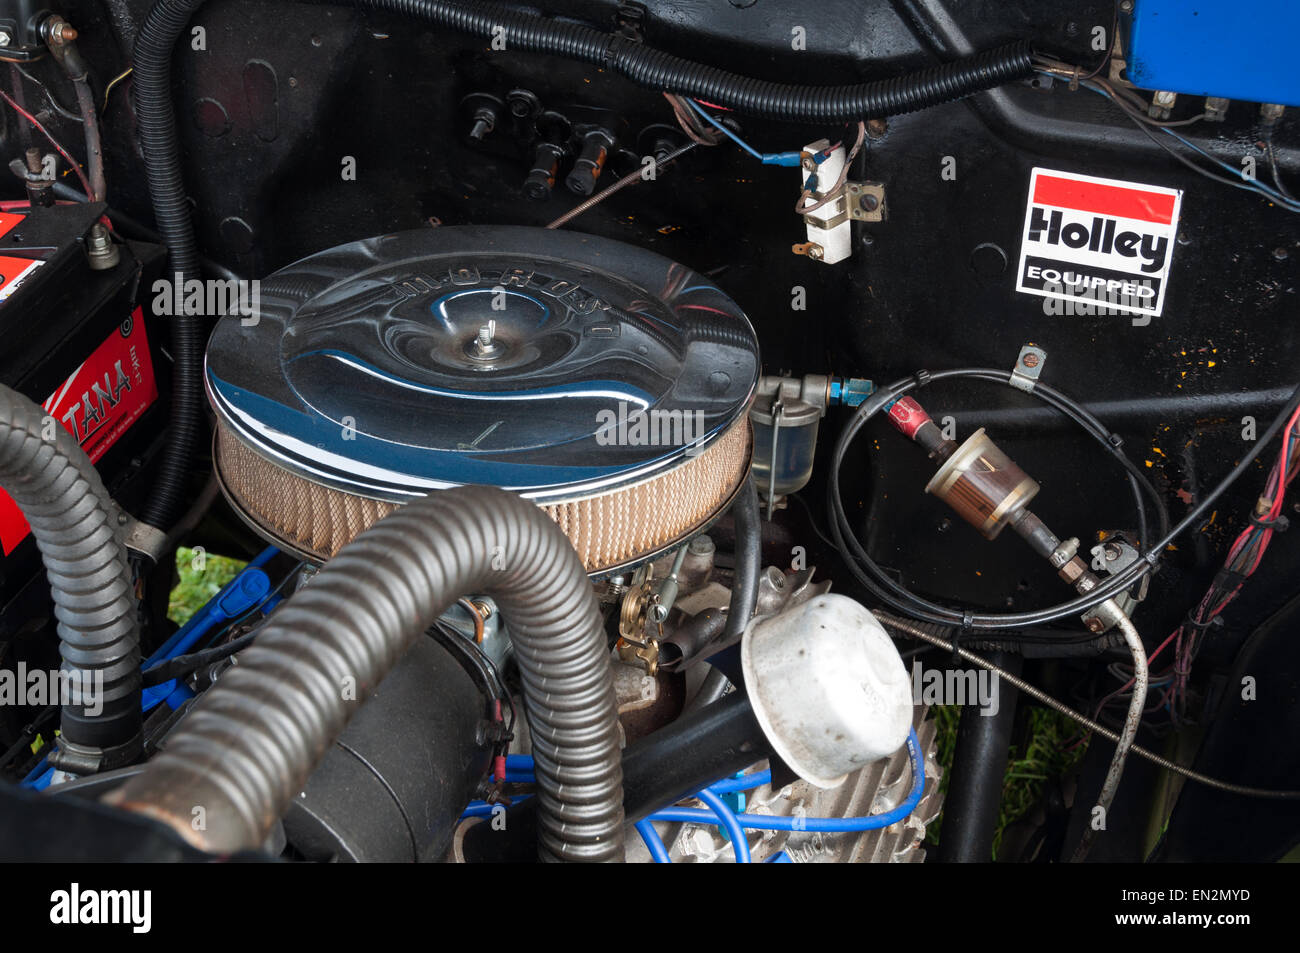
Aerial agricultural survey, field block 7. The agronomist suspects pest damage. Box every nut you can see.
[1057,556,1087,585]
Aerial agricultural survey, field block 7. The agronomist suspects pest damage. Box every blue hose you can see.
[651,727,925,833]
[696,786,751,863]
[464,728,925,854]
[636,819,672,864]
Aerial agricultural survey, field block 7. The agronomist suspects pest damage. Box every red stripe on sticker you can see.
[1033,175,1176,225]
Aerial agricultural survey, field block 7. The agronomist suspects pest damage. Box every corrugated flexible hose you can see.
[107,485,625,862]
[0,384,142,770]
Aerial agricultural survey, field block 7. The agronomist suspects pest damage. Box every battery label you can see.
[0,310,157,555]
[1015,168,1182,318]
[0,211,26,239]
[0,255,44,303]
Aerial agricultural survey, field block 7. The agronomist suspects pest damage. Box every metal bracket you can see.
[845,181,886,222]
[123,519,169,564]
[1010,344,1046,393]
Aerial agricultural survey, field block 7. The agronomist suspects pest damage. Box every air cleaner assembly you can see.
[205,226,758,572]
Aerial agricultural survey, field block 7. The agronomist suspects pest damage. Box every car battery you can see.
[0,201,169,641]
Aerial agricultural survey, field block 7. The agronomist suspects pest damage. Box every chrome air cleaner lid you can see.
[206,226,758,571]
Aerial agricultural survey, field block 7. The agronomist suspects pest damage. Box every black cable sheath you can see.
[685,475,759,711]
[132,0,207,531]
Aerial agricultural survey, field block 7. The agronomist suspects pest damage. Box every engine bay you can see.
[0,0,1298,890]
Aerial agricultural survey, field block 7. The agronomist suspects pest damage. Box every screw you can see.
[858,193,879,212]
[1119,0,1133,12]
[866,118,888,139]
[0,31,11,47]
[1021,352,1040,369]
[478,321,496,346]
[1273,247,1289,261]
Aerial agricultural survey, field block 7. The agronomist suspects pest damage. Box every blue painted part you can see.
[141,567,272,712]
[22,759,52,788]
[1127,1,1300,106]
[830,377,874,407]
[719,772,747,816]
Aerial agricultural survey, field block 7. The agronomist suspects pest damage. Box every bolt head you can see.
[0,31,11,47]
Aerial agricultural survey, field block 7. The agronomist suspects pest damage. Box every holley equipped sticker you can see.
[1015,167,1182,319]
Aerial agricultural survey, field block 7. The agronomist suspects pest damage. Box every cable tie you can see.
[912,369,931,390]
[1107,432,1124,450]
[1248,512,1289,532]
[1183,614,1224,633]
[953,613,974,666]
[602,34,626,67]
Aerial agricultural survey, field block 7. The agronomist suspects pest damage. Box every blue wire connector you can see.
[684,99,803,167]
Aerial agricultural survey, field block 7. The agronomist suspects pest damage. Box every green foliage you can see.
[925,704,1087,859]
[167,547,246,625]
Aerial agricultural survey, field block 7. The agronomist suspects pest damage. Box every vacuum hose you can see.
[132,0,1030,528]
[107,485,625,862]
[0,384,142,771]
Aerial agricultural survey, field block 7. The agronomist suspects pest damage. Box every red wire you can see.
[0,88,94,200]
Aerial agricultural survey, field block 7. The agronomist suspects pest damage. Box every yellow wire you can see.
[103,67,132,110]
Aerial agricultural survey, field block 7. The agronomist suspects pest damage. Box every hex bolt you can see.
[86,224,120,271]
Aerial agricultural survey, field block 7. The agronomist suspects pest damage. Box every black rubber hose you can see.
[684,474,760,711]
[721,474,761,646]
[0,384,142,771]
[107,485,624,862]
[132,0,207,532]
[935,650,1022,862]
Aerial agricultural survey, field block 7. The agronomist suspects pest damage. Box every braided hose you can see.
[0,384,141,769]
[107,485,624,861]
